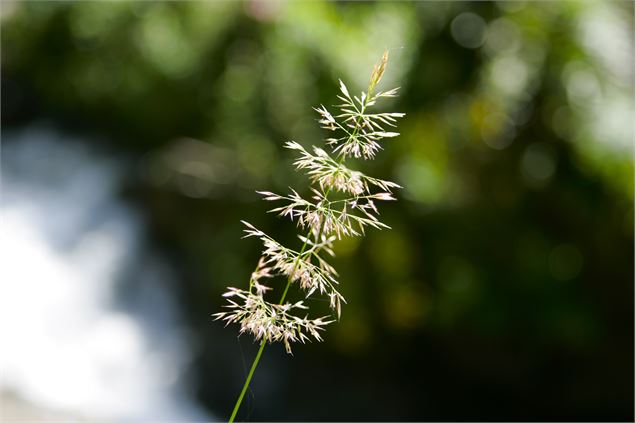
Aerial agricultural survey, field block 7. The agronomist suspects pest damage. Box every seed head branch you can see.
[216,50,403,353]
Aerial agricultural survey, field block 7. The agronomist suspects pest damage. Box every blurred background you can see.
[1,1,633,421]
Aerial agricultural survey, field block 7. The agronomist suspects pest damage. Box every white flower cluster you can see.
[285,141,400,196]
[261,188,395,239]
[314,53,404,161]
[240,221,345,317]
[214,287,332,354]
[215,51,403,353]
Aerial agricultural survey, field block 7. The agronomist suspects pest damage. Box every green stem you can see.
[228,238,310,422]
[228,338,266,423]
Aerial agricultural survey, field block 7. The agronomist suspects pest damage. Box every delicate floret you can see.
[213,288,333,354]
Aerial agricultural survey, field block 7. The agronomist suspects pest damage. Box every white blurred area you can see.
[0,125,212,421]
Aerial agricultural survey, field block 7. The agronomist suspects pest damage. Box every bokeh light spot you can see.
[334,313,371,355]
[438,255,476,293]
[451,12,487,49]
[491,55,529,96]
[520,142,557,188]
[396,157,448,203]
[563,61,602,108]
[384,285,427,330]
[481,112,516,150]
[549,244,583,281]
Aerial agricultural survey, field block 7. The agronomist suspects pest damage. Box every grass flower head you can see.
[215,51,403,356]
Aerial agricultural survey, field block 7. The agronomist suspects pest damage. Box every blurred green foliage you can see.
[2,1,633,420]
